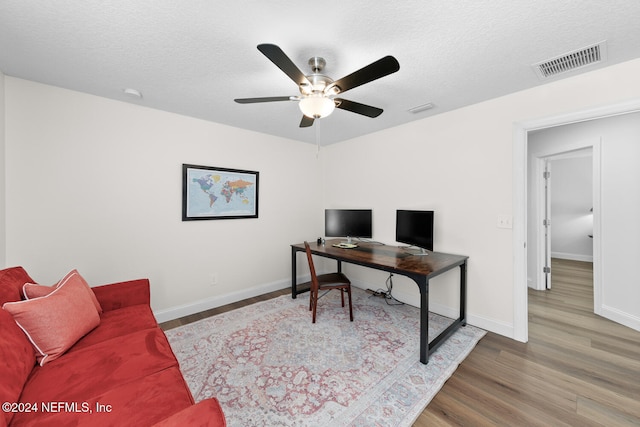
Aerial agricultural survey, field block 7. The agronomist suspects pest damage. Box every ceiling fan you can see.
[234,44,400,128]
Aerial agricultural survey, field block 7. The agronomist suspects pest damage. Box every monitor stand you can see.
[405,246,430,256]
[342,236,354,245]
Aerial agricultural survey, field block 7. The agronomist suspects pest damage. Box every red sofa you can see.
[0,266,226,427]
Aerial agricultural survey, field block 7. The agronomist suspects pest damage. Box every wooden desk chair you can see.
[304,241,354,323]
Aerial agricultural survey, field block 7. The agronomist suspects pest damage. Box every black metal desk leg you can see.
[460,260,467,325]
[291,247,297,299]
[418,277,429,364]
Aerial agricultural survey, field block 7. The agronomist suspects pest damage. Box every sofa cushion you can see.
[23,269,103,315]
[0,266,35,305]
[3,272,101,366]
[68,304,159,353]
[19,328,180,404]
[12,367,197,427]
[91,279,151,311]
[0,309,36,426]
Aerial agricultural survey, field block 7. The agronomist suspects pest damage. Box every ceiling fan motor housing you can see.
[308,56,326,73]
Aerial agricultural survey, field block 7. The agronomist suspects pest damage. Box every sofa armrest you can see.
[91,279,150,312]
[151,398,226,427]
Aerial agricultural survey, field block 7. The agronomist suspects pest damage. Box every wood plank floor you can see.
[417,259,640,426]
[161,259,640,426]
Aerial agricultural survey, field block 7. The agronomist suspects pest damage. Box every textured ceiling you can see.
[1,1,640,145]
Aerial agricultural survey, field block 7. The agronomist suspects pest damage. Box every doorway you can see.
[534,147,594,292]
[512,100,640,342]
[529,149,596,334]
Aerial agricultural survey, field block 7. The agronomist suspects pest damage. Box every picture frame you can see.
[182,164,259,221]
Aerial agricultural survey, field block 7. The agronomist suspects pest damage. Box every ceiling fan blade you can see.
[335,98,383,118]
[331,56,400,94]
[234,96,294,104]
[257,44,310,86]
[300,115,315,127]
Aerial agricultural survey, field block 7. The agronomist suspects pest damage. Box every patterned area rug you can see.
[166,288,485,426]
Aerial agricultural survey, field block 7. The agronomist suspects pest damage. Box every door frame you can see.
[512,99,640,342]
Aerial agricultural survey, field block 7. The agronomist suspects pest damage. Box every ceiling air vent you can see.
[408,103,435,114]
[533,41,607,79]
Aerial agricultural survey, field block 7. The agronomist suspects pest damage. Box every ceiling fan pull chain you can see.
[316,120,321,156]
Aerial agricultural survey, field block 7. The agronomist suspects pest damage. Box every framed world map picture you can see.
[182,164,259,220]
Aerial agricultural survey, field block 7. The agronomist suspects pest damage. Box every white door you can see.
[543,161,552,289]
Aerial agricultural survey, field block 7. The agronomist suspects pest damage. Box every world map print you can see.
[185,167,257,218]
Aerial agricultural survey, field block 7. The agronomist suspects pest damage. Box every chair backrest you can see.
[303,242,319,292]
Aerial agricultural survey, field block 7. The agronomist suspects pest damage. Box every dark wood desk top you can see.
[292,239,467,279]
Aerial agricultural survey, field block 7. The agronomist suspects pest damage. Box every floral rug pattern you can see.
[166,288,485,426]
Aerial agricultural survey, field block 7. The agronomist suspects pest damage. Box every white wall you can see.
[600,115,640,329]
[4,78,323,319]
[549,154,593,261]
[4,57,640,336]
[323,58,640,337]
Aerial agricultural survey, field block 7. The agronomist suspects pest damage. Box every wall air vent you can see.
[533,41,607,79]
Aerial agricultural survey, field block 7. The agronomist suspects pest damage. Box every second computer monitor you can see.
[396,209,434,254]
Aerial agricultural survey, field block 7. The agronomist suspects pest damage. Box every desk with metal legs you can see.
[291,239,468,364]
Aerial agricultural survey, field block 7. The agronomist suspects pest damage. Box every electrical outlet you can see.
[497,215,513,229]
[211,273,219,286]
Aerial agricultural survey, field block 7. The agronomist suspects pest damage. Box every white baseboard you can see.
[156,276,517,339]
[551,252,594,262]
[350,280,514,339]
[601,304,640,332]
[467,314,514,338]
[153,276,307,324]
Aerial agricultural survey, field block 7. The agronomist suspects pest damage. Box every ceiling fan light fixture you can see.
[299,94,335,119]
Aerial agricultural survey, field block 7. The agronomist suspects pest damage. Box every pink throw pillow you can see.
[3,272,101,366]
[22,283,55,298]
[23,269,102,314]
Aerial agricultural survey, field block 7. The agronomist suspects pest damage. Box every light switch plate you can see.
[497,215,513,229]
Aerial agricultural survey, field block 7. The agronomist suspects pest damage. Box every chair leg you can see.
[312,292,317,323]
[310,287,351,323]
[310,287,318,323]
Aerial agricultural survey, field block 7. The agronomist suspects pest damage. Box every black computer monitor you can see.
[396,210,434,255]
[325,209,373,243]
